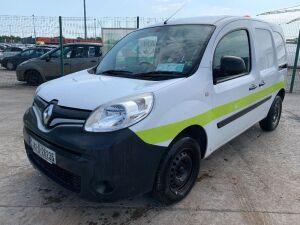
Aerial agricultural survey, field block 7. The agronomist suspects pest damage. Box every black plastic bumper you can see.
[23,106,166,202]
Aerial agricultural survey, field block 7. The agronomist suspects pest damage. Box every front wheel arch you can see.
[169,125,208,159]
[24,69,44,86]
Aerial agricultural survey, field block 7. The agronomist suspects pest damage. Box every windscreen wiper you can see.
[99,70,133,76]
[132,71,186,79]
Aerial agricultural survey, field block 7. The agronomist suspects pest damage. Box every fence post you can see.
[137,16,140,29]
[290,29,300,93]
[59,16,64,77]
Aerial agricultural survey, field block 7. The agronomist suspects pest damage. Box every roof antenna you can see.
[164,1,189,25]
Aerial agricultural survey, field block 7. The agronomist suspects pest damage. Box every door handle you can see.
[259,80,266,87]
[64,63,70,65]
[90,60,97,63]
[249,84,257,91]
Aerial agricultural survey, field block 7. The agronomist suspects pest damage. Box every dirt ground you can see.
[0,68,299,225]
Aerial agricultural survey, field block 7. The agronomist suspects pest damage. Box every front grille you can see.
[28,146,81,193]
[34,96,91,120]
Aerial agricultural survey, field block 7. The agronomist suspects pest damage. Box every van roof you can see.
[146,16,282,32]
[163,16,234,25]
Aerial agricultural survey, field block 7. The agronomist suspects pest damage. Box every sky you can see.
[0,0,300,18]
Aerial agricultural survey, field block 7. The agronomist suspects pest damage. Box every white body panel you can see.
[36,16,287,158]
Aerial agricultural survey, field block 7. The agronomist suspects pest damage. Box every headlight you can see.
[84,93,154,132]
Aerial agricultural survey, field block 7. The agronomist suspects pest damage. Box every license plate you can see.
[30,137,56,164]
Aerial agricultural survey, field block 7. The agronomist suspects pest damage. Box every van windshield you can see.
[96,25,215,80]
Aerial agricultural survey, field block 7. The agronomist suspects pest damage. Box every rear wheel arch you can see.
[277,88,285,101]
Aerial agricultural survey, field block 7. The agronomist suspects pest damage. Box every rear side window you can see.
[213,29,251,83]
[21,49,34,56]
[70,46,101,58]
[273,32,287,66]
[4,47,12,52]
[72,46,86,58]
[255,29,275,71]
[12,47,22,52]
[87,46,102,58]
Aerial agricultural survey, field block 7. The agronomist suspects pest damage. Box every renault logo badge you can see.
[43,104,54,126]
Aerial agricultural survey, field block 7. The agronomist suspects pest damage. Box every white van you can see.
[23,16,287,204]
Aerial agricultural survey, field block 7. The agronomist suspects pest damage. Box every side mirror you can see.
[220,56,246,76]
[45,55,51,62]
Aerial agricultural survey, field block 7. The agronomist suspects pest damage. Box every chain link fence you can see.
[0,13,300,92]
[0,15,165,87]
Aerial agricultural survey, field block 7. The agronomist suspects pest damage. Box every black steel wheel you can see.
[6,61,15,70]
[153,136,201,205]
[26,70,43,86]
[260,95,282,131]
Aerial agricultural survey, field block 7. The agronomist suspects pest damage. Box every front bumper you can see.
[23,105,166,202]
[1,62,6,68]
[16,67,26,81]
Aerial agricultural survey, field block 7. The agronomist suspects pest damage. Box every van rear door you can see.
[252,21,282,117]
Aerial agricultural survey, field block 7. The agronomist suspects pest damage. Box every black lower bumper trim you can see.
[26,143,81,193]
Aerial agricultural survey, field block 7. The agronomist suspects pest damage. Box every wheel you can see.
[26,70,43,86]
[153,136,201,205]
[6,62,15,70]
[259,95,282,131]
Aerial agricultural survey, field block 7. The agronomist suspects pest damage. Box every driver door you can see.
[209,21,261,150]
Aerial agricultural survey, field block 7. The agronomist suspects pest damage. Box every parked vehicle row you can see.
[1,47,53,70]
[16,43,102,85]
[0,44,57,66]
[0,46,25,63]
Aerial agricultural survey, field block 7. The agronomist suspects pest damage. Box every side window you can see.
[43,49,51,54]
[72,46,87,58]
[50,46,72,59]
[273,32,287,67]
[4,47,12,52]
[12,47,22,52]
[255,29,275,71]
[213,30,251,83]
[87,46,96,57]
[86,46,102,58]
[21,49,34,56]
[35,49,45,56]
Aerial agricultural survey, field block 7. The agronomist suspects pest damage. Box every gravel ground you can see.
[0,69,299,225]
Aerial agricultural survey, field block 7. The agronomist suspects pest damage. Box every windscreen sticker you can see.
[156,63,185,72]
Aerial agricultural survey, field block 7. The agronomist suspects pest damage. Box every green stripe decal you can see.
[136,81,285,145]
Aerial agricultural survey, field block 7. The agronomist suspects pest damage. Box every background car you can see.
[1,47,53,70]
[16,43,102,85]
[0,44,9,52]
[0,46,24,63]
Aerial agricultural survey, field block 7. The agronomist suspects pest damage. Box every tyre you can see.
[6,62,15,70]
[153,136,201,205]
[26,70,43,86]
[259,95,282,131]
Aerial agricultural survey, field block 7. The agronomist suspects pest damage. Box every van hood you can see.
[37,70,183,110]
